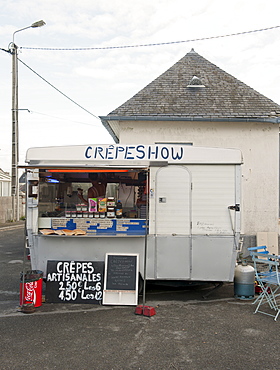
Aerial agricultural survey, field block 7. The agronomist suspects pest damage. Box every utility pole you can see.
[11,42,19,221]
[9,20,46,221]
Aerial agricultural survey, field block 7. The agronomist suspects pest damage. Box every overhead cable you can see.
[29,110,101,127]
[17,57,99,120]
[20,25,280,51]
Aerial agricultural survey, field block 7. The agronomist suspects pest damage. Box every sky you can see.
[0,0,280,173]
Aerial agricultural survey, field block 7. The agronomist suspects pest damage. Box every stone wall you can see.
[0,195,25,223]
[120,120,279,236]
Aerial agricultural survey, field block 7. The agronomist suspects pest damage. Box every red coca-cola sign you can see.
[20,279,42,308]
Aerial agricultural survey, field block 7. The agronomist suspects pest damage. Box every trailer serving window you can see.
[36,167,149,236]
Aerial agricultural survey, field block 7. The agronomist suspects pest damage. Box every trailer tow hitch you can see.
[202,282,224,299]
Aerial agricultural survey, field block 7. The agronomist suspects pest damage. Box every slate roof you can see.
[104,49,280,121]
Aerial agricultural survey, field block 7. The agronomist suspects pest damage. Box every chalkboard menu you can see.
[45,260,104,304]
[103,254,139,305]
[106,254,138,290]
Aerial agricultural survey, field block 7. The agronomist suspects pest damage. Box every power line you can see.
[20,25,280,51]
[3,24,279,125]
[28,110,101,126]
[17,57,99,120]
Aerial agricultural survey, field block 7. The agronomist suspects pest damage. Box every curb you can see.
[0,223,25,231]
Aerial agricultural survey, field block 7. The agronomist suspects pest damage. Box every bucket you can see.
[20,270,43,308]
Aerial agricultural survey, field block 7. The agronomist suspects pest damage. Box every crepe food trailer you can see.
[24,144,242,304]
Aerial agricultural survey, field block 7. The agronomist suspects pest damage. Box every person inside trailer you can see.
[77,173,106,205]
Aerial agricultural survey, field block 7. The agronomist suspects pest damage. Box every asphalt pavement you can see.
[0,225,280,370]
[0,220,25,230]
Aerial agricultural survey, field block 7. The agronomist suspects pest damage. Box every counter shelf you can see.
[39,234,145,238]
[38,217,148,237]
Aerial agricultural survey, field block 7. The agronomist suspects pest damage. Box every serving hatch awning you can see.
[19,165,150,186]
[18,165,148,171]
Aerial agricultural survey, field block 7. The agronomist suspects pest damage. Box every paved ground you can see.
[1,225,280,369]
[0,220,25,230]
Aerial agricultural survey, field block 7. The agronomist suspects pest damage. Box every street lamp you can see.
[9,20,46,221]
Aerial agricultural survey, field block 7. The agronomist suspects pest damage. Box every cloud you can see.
[1,0,280,173]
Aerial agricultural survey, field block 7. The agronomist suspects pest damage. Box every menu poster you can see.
[46,260,104,304]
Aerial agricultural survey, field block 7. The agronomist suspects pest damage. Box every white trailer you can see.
[24,144,242,284]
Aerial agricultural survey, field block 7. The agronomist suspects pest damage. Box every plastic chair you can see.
[250,250,280,321]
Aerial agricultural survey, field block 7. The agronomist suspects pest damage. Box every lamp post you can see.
[9,20,46,221]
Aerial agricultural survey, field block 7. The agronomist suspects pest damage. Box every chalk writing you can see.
[46,260,104,304]
[105,255,137,291]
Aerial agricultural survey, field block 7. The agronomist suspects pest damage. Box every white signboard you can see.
[26,144,243,165]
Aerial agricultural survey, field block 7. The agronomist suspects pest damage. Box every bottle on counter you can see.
[107,207,115,218]
[107,197,115,208]
[116,200,123,218]
[106,197,116,218]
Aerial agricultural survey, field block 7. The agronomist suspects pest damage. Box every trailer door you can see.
[155,166,191,279]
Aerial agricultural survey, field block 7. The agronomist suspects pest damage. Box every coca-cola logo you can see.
[24,281,37,304]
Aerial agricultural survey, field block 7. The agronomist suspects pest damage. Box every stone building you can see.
[101,49,280,251]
